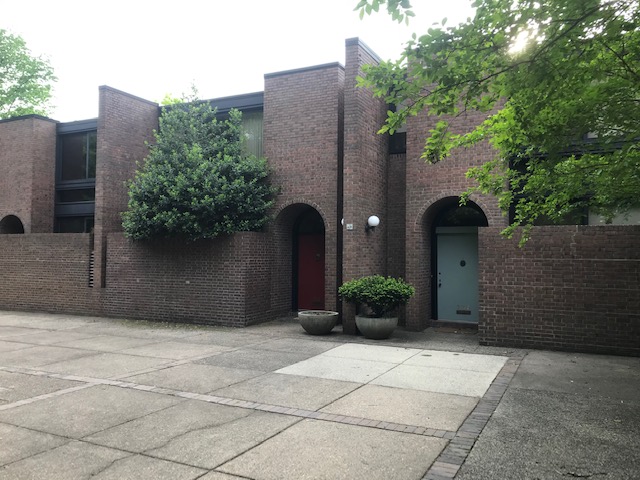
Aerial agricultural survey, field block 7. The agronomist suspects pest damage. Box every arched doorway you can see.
[0,215,25,234]
[431,200,488,322]
[293,208,325,310]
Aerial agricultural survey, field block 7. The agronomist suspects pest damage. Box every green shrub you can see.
[338,275,415,318]
[122,97,276,240]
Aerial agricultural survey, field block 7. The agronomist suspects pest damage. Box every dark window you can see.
[389,132,406,154]
[55,216,94,233]
[60,131,96,181]
[56,189,95,203]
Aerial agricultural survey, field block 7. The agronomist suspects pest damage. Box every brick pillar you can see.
[341,38,390,333]
[93,87,158,289]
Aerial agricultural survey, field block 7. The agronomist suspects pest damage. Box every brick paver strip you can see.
[421,355,523,479]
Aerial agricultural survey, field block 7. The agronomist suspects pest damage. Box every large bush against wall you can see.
[122,99,275,240]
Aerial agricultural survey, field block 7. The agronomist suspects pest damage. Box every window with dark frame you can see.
[55,128,97,233]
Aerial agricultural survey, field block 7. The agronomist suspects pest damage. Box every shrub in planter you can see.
[338,275,415,318]
[339,275,415,339]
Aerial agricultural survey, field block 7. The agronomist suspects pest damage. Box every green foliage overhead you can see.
[0,29,56,119]
[339,275,415,317]
[358,0,640,240]
[122,96,276,240]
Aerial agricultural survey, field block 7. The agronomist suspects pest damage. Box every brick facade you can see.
[0,38,637,354]
[341,38,390,333]
[103,233,271,326]
[264,63,344,315]
[403,108,507,330]
[0,234,94,314]
[479,226,640,355]
[94,86,159,287]
[0,115,56,233]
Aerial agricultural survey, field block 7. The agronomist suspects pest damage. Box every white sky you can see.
[3,0,474,122]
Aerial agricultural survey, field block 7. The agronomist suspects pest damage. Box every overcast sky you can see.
[3,0,474,121]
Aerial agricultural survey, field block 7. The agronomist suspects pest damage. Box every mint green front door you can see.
[436,227,479,323]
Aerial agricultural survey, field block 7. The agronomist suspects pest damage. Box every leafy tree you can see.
[0,29,56,119]
[357,0,640,240]
[122,96,276,240]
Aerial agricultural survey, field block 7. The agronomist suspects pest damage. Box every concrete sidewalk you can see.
[0,311,637,479]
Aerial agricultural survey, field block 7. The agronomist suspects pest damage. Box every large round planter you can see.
[355,315,398,340]
[298,310,339,335]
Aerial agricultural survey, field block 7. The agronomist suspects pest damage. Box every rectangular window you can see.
[56,188,95,203]
[242,110,263,158]
[55,216,94,233]
[60,131,97,181]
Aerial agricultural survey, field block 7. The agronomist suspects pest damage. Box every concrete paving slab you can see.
[321,343,422,363]
[91,454,206,480]
[0,312,97,330]
[0,330,99,346]
[250,338,340,356]
[85,400,253,453]
[219,419,447,480]
[276,354,397,383]
[404,349,508,373]
[511,351,640,401]
[54,335,160,352]
[372,364,498,397]
[69,322,201,340]
[0,371,81,403]
[0,384,182,438]
[213,373,360,410]
[0,422,68,466]
[118,341,232,360]
[41,352,173,378]
[198,472,248,480]
[0,440,130,480]
[196,348,314,372]
[125,363,264,394]
[148,411,300,469]
[185,330,270,347]
[321,384,477,431]
[0,326,49,338]
[0,340,33,353]
[457,387,640,480]
[0,345,98,368]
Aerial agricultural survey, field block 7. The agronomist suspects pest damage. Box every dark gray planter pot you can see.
[298,310,339,335]
[355,315,398,340]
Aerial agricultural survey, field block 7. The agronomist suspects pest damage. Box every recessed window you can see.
[242,110,263,158]
[55,216,94,233]
[56,189,95,203]
[59,131,97,181]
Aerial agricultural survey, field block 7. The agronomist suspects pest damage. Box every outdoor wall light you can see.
[365,215,380,233]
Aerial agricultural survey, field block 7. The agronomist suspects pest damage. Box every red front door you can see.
[297,233,325,310]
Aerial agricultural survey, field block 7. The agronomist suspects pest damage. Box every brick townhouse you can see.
[0,38,638,355]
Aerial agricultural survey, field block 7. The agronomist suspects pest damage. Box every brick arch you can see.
[412,192,494,232]
[0,215,25,234]
[270,200,335,316]
[404,193,493,331]
[272,199,331,233]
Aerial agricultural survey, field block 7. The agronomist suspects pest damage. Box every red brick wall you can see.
[94,87,159,286]
[0,115,56,233]
[264,63,344,314]
[0,234,95,314]
[479,226,640,355]
[341,38,390,332]
[342,38,389,281]
[387,153,406,280]
[103,233,272,326]
[403,107,506,330]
